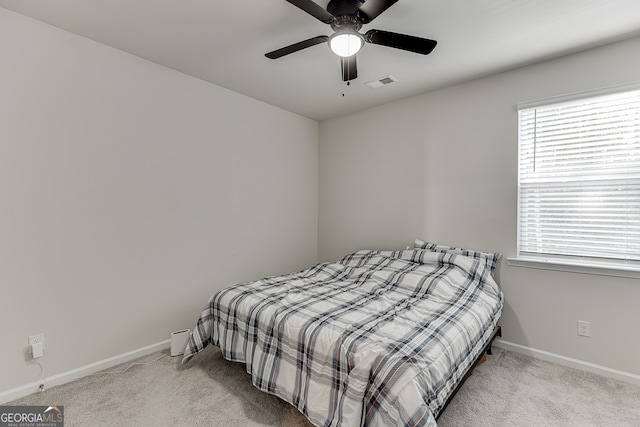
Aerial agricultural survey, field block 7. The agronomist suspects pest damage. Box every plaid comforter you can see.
[183,249,503,427]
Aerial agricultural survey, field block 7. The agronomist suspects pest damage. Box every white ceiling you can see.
[2,0,640,121]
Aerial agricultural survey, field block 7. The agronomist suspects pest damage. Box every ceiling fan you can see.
[265,0,437,81]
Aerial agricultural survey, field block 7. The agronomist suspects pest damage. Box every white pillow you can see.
[414,239,501,275]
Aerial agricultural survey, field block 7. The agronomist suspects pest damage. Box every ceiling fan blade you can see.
[357,0,399,23]
[364,29,437,55]
[286,0,334,23]
[340,55,358,81]
[265,35,329,59]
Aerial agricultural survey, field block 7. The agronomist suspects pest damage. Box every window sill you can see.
[506,256,640,279]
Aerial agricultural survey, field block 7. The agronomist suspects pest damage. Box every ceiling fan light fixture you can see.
[329,32,363,57]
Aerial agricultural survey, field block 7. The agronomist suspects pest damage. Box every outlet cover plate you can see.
[28,333,45,351]
[577,320,591,337]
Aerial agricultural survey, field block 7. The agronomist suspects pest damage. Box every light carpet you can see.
[8,346,640,426]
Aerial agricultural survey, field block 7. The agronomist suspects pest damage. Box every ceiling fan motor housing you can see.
[327,0,366,18]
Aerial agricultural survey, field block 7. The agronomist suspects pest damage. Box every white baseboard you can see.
[494,339,640,387]
[0,340,171,405]
[3,338,638,404]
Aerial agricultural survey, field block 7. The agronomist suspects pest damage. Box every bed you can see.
[183,240,504,426]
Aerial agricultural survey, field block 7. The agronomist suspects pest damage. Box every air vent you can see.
[365,75,398,89]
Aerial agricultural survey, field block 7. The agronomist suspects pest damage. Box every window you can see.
[512,84,640,277]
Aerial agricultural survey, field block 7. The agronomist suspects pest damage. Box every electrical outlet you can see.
[577,320,591,337]
[28,333,45,352]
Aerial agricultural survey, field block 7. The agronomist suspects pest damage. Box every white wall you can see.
[0,8,318,393]
[318,110,425,257]
[319,36,640,376]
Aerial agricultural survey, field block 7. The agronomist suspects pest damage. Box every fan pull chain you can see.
[342,81,350,97]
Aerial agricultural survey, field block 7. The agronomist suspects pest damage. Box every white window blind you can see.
[517,87,640,265]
